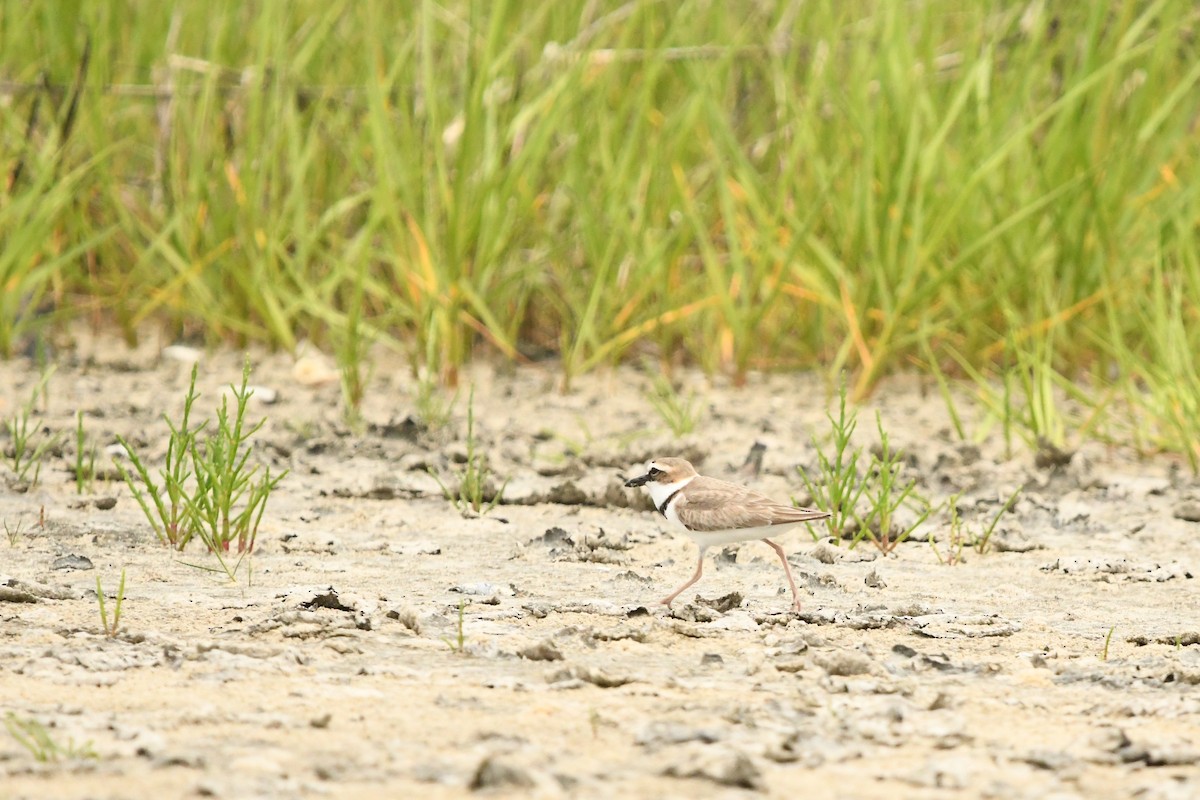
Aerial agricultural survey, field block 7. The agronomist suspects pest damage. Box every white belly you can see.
[668,519,807,548]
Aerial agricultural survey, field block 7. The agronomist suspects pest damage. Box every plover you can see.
[625,457,831,611]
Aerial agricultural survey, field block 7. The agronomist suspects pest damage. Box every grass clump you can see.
[799,378,869,542]
[96,568,126,638]
[443,598,469,654]
[115,358,286,582]
[801,379,933,553]
[430,388,505,515]
[4,713,96,763]
[414,376,457,433]
[115,364,205,550]
[3,3,1200,464]
[4,517,25,546]
[645,373,702,437]
[2,369,64,487]
[931,488,1022,565]
[74,411,98,494]
[860,413,934,553]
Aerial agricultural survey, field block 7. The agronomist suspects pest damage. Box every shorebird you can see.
[625,457,830,611]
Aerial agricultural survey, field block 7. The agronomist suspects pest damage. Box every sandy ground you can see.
[1,340,1199,800]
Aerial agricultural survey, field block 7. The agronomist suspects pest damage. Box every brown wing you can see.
[674,476,830,532]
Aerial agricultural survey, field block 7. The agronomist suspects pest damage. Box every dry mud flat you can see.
[1,344,1199,800]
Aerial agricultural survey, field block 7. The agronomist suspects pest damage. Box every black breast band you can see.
[657,487,684,518]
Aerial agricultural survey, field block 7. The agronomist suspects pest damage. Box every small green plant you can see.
[4,713,97,762]
[96,568,126,638]
[3,368,64,487]
[414,376,456,431]
[74,411,97,494]
[932,488,1022,564]
[116,359,286,586]
[857,412,934,553]
[645,373,701,437]
[4,517,25,546]
[186,358,286,555]
[430,388,506,514]
[1102,626,1116,661]
[931,493,969,566]
[800,377,868,541]
[115,363,204,549]
[336,260,371,430]
[442,598,468,654]
[974,487,1022,555]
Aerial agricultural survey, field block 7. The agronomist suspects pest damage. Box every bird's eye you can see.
[648,467,662,477]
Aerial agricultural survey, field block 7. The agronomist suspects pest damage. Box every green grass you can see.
[430,387,506,515]
[2,368,63,487]
[116,358,286,584]
[4,713,97,763]
[2,2,1200,463]
[96,568,127,638]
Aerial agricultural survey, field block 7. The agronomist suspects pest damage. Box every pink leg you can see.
[763,539,803,612]
[661,547,708,607]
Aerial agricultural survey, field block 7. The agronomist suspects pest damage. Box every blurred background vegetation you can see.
[2,1,1198,463]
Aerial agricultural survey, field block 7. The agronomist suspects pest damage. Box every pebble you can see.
[1172,500,1200,522]
[469,756,534,790]
[661,745,764,791]
[519,640,564,662]
[52,554,94,571]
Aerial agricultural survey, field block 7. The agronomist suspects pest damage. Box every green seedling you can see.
[1102,626,1116,661]
[931,493,969,566]
[800,377,869,542]
[932,487,1021,564]
[442,598,468,654]
[74,410,97,494]
[4,713,96,762]
[336,259,371,430]
[3,368,64,487]
[186,357,286,556]
[645,373,701,437]
[414,376,456,432]
[430,388,506,515]
[974,487,1022,554]
[857,412,934,553]
[96,568,126,638]
[115,363,205,549]
[4,517,25,546]
[115,359,286,586]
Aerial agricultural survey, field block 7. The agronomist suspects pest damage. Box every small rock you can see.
[1035,437,1074,469]
[864,568,887,589]
[94,496,117,510]
[1173,500,1200,523]
[812,650,873,676]
[532,527,574,546]
[546,481,588,505]
[0,586,39,603]
[519,640,563,662]
[636,722,723,747]
[469,756,534,790]
[809,542,840,564]
[695,591,743,613]
[245,385,279,404]
[700,653,723,665]
[547,664,634,688]
[452,582,515,597]
[310,713,332,729]
[662,747,764,791]
[162,344,202,363]
[990,521,1041,553]
[386,607,422,634]
[51,554,94,571]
